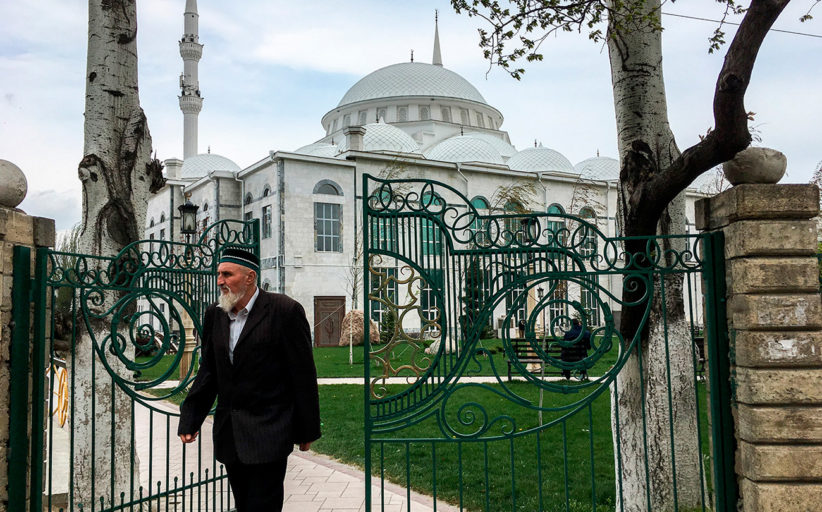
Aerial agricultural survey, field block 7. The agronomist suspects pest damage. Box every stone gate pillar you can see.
[0,160,56,512]
[696,184,822,512]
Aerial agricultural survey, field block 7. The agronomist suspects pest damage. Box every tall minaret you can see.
[432,10,443,67]
[179,0,203,159]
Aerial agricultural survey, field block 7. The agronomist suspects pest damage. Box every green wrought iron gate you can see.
[362,175,735,512]
[9,219,258,512]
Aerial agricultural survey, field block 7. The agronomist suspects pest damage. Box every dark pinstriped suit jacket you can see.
[178,291,321,465]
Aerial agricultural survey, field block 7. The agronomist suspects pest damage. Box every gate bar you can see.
[703,230,737,511]
[8,246,32,512]
[29,248,49,512]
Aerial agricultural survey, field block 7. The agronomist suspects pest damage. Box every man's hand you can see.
[179,432,199,443]
[299,442,312,451]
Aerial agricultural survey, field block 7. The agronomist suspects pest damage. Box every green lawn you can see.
[315,337,620,380]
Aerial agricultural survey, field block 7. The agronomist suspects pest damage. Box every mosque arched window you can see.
[314,202,342,252]
[263,186,271,198]
[503,201,524,244]
[202,202,209,212]
[459,108,470,126]
[262,280,271,292]
[469,196,489,245]
[358,110,367,125]
[244,193,253,206]
[475,112,485,128]
[398,106,408,122]
[149,218,155,228]
[419,105,430,121]
[441,107,451,123]
[578,206,600,326]
[546,204,565,247]
[578,207,597,257]
[421,192,443,256]
[313,180,342,196]
[160,212,166,223]
[376,107,387,122]
[343,114,351,127]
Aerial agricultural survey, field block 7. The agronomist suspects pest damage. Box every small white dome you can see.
[294,142,339,158]
[180,153,241,179]
[337,62,487,108]
[508,146,574,173]
[574,156,619,181]
[462,132,517,159]
[337,122,421,155]
[425,136,504,165]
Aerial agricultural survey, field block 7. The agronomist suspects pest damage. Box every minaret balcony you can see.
[179,95,203,114]
[179,41,203,60]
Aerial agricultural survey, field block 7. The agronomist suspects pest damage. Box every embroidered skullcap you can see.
[219,247,259,272]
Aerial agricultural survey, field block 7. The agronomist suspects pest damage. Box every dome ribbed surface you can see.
[463,132,517,158]
[337,62,487,107]
[294,142,339,158]
[180,154,241,179]
[574,156,619,181]
[337,122,421,154]
[508,147,574,173]
[425,136,504,165]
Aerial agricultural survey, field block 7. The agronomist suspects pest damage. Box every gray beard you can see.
[218,286,245,313]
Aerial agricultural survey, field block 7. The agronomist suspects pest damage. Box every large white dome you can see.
[425,135,504,165]
[337,122,421,154]
[337,62,487,108]
[180,153,241,179]
[574,156,619,181]
[508,146,574,173]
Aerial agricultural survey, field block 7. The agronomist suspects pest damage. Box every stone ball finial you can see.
[723,147,787,186]
[0,159,28,208]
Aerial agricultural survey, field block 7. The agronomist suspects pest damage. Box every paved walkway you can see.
[47,383,465,511]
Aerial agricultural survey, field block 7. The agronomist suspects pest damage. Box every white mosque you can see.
[145,1,710,346]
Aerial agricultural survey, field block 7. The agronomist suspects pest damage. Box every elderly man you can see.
[178,247,321,511]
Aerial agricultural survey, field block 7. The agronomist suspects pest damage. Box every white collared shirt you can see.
[226,287,260,364]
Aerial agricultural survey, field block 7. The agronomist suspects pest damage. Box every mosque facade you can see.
[145,2,710,346]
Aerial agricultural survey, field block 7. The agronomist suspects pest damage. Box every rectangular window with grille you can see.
[420,105,430,120]
[371,217,398,252]
[420,269,443,335]
[370,267,398,325]
[421,218,442,256]
[398,106,408,122]
[262,205,272,239]
[315,202,342,252]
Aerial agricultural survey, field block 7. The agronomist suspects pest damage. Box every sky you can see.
[1,0,820,232]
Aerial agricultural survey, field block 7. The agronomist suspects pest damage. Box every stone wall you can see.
[697,184,822,512]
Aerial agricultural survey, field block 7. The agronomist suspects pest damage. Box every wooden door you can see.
[313,296,345,347]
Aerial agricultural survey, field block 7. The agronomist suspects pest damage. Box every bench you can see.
[693,336,706,375]
[507,337,564,381]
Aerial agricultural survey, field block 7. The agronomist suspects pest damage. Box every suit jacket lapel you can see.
[234,290,270,353]
[214,309,232,366]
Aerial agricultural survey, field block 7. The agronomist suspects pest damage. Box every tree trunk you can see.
[72,0,163,507]
[607,1,702,510]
